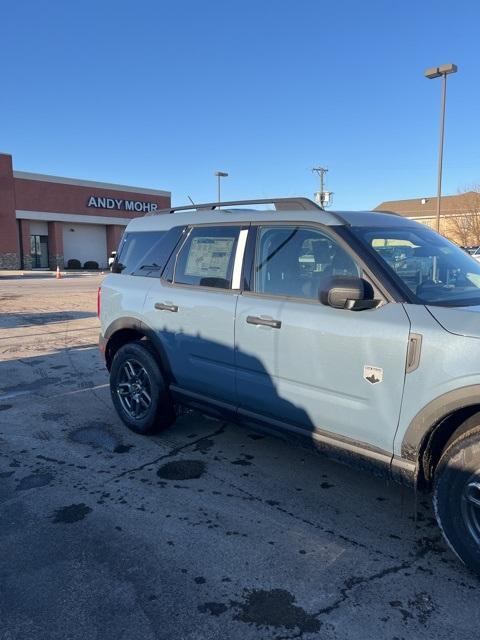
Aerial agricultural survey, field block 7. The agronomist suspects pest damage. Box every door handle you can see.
[155,302,178,313]
[246,315,281,329]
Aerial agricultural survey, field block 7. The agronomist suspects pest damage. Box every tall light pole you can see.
[424,63,458,233]
[214,171,228,205]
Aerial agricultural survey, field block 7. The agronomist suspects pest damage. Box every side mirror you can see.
[319,276,379,311]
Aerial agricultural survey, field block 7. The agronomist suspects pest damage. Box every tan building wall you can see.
[375,191,480,247]
[406,215,464,244]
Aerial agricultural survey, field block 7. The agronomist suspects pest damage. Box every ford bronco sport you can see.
[99,197,480,573]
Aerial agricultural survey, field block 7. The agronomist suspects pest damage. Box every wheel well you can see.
[419,405,480,489]
[105,327,173,384]
[105,328,146,370]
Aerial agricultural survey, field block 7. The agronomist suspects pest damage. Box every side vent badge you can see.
[364,365,383,385]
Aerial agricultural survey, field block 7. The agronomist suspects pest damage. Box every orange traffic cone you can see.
[56,266,62,280]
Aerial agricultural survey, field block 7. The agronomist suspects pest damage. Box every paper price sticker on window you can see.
[185,237,234,278]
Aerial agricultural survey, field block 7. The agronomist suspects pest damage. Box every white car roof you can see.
[125,207,419,233]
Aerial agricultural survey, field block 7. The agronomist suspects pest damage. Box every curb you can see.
[0,271,106,280]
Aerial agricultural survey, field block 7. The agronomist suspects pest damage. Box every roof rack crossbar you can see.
[146,197,323,216]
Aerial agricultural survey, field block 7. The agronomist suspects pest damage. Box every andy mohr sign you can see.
[87,196,159,213]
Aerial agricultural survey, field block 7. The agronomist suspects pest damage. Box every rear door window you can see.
[114,226,185,277]
[172,226,241,289]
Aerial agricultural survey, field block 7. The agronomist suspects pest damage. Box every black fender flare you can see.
[104,317,175,383]
[402,385,480,462]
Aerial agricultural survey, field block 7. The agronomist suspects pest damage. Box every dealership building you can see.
[0,153,171,270]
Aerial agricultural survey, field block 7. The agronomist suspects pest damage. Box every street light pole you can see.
[214,171,228,205]
[424,63,458,233]
[435,72,447,233]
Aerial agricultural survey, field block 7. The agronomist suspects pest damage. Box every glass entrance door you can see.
[30,235,49,269]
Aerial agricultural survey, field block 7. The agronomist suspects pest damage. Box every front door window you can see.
[30,235,49,269]
[255,225,360,300]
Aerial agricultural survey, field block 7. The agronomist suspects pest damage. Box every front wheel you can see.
[110,341,175,435]
[434,422,480,574]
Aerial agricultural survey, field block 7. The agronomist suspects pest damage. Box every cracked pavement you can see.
[0,275,479,640]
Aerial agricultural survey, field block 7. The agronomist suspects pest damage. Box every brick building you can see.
[0,153,171,270]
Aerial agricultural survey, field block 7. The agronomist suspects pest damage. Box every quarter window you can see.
[173,226,241,289]
[113,227,185,277]
[254,226,360,299]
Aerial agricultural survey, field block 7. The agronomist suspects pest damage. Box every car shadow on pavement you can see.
[0,344,105,400]
[0,310,97,329]
[1,340,477,640]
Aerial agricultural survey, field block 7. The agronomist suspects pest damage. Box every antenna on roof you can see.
[187,195,196,206]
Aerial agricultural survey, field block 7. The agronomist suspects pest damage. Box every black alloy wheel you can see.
[110,340,175,435]
[434,419,480,574]
[116,358,152,420]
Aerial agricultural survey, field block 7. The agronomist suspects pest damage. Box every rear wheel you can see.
[110,341,175,435]
[434,421,480,574]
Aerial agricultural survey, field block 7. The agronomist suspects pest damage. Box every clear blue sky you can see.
[1,0,479,209]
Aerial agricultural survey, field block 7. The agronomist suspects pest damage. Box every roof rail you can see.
[146,197,323,216]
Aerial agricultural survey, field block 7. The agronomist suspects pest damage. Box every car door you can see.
[143,223,248,406]
[234,223,411,453]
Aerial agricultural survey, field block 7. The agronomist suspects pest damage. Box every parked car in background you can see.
[99,196,480,574]
[470,247,480,263]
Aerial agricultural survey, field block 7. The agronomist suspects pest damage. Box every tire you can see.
[110,340,175,435]
[434,420,480,574]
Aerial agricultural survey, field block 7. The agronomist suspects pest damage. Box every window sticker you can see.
[184,237,234,279]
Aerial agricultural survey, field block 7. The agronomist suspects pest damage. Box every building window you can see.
[30,235,49,269]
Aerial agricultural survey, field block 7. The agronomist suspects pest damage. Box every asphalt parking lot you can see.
[0,275,479,640]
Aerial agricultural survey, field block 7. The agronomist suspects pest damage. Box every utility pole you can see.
[312,166,333,207]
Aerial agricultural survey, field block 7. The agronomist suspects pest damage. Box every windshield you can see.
[351,225,480,307]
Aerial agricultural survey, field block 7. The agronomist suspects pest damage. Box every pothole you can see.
[198,588,321,634]
[52,503,92,524]
[233,588,321,633]
[16,472,55,491]
[70,425,120,452]
[157,459,206,481]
